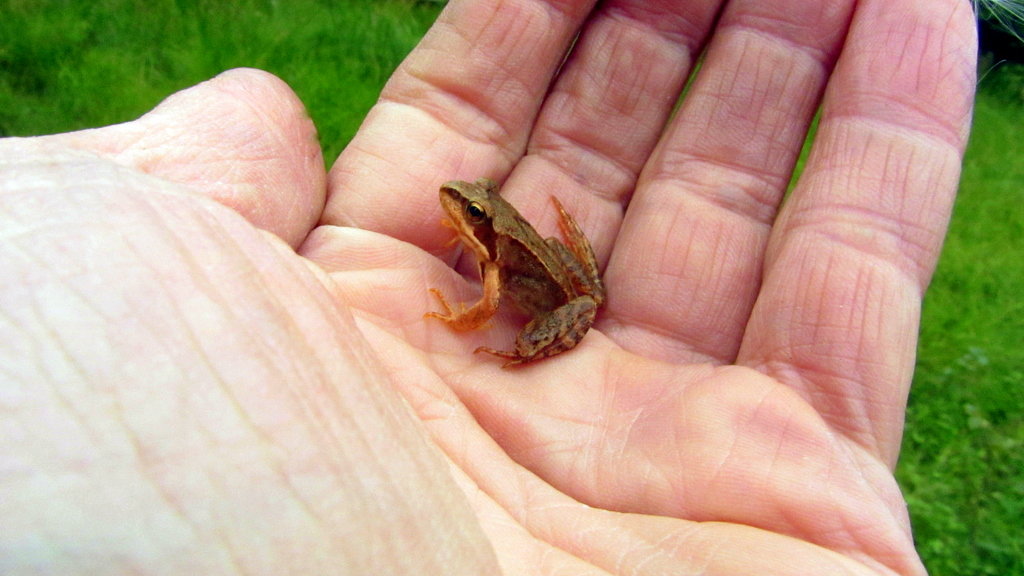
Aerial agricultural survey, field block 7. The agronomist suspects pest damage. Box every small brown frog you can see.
[425,178,605,367]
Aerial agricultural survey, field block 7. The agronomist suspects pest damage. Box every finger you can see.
[496,0,722,263]
[39,68,325,248]
[737,0,976,466]
[602,0,857,363]
[323,0,598,247]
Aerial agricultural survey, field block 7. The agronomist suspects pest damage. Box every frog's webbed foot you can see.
[425,263,502,331]
[473,346,526,369]
[425,288,497,331]
[424,287,457,320]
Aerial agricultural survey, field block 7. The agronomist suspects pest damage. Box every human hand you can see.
[1,0,976,574]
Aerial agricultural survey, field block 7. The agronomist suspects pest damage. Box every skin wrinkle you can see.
[332,111,490,220]
[139,108,297,242]
[698,221,743,311]
[600,314,707,361]
[728,11,847,66]
[667,129,790,202]
[789,129,951,270]
[857,269,896,369]
[749,358,868,448]
[829,461,914,576]
[595,29,679,121]
[752,402,901,568]
[654,199,699,283]
[770,424,825,542]
[613,404,647,462]
[624,6,851,377]
[667,26,835,153]
[613,368,692,498]
[650,159,784,228]
[702,406,744,515]
[604,204,746,359]
[739,50,812,167]
[266,278,476,572]
[382,69,522,160]
[620,530,681,575]
[315,339,414,488]
[402,1,580,146]
[482,356,894,574]
[532,129,639,198]
[831,9,975,149]
[934,25,975,141]
[33,301,104,449]
[786,204,925,284]
[487,2,565,73]
[524,21,691,205]
[792,361,869,423]
[838,265,879,443]
[843,439,915,537]
[857,275,915,455]
[604,1,715,52]
[6,188,155,453]
[573,522,643,576]
[109,399,200,532]
[120,197,262,397]
[65,270,234,565]
[110,195,275,544]
[766,251,904,458]
[709,221,762,305]
[828,91,969,151]
[901,17,961,105]
[791,218,929,299]
[902,22,932,96]
[94,183,397,570]
[540,107,643,181]
[584,17,687,118]
[184,320,330,533]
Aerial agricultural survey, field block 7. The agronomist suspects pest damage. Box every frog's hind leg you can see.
[476,296,598,368]
[547,240,604,306]
[550,197,605,305]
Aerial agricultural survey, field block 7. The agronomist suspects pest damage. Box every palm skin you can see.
[0,0,976,574]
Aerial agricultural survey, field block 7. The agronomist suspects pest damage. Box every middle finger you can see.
[500,0,724,262]
[605,0,856,364]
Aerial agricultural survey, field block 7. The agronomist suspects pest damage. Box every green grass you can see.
[898,66,1024,575]
[2,2,1022,574]
[0,0,442,162]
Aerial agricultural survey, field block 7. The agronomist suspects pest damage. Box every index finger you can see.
[321,0,597,245]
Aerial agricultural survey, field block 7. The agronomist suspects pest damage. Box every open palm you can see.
[1,0,976,574]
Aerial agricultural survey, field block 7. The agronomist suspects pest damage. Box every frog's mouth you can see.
[448,215,491,262]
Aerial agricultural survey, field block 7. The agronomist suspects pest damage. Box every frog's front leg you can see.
[476,295,598,367]
[426,262,501,331]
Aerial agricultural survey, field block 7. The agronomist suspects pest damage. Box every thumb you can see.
[41,68,326,247]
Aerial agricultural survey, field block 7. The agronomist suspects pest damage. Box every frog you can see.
[425,178,605,367]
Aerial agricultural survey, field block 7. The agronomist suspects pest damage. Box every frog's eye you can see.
[465,202,487,223]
